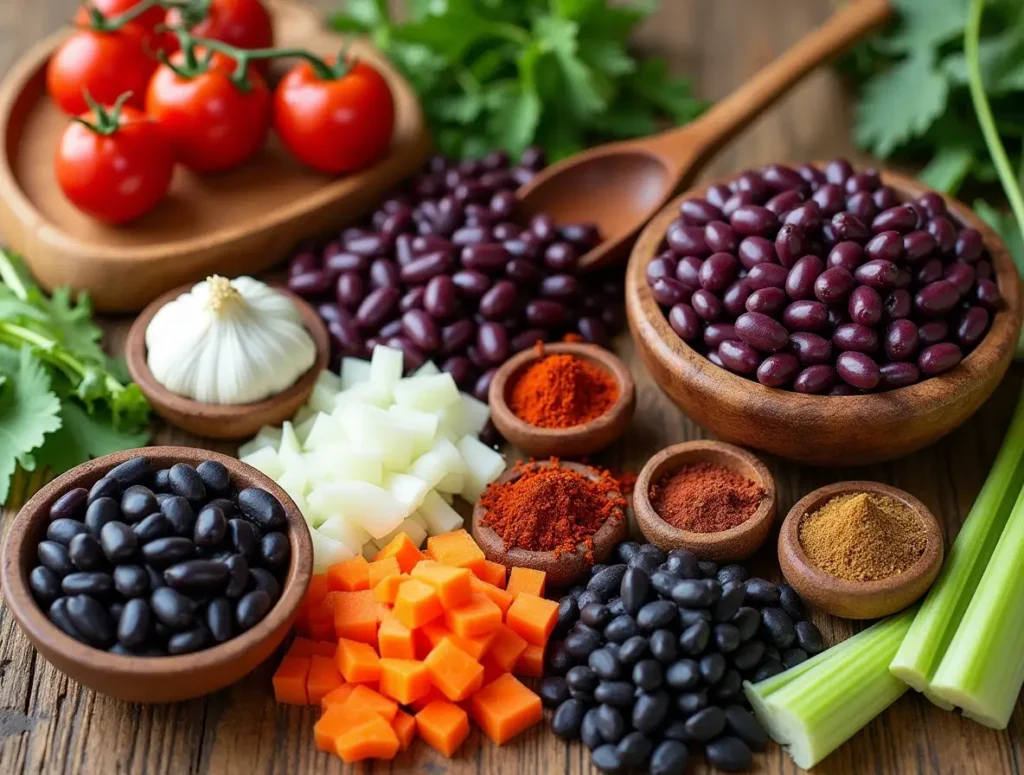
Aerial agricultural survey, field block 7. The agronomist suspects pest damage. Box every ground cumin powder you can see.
[799,492,927,582]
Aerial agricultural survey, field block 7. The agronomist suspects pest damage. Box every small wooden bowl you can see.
[126,283,330,441]
[625,167,1023,465]
[633,441,776,561]
[488,343,636,458]
[778,481,944,619]
[0,447,313,703]
[470,460,627,588]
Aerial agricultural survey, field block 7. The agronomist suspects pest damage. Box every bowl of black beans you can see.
[541,542,823,774]
[0,448,312,703]
[626,162,1022,465]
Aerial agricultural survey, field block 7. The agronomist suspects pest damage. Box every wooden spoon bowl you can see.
[626,168,1023,465]
[470,460,627,589]
[0,447,313,703]
[126,283,330,440]
[488,343,636,458]
[633,441,776,561]
[778,481,944,619]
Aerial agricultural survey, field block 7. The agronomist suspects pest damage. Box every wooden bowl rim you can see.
[471,459,627,567]
[488,342,636,442]
[778,480,944,599]
[125,282,330,426]
[633,440,777,550]
[0,447,313,678]
[625,165,1022,410]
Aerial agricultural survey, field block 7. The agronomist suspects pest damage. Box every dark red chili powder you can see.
[650,462,763,533]
[478,462,626,560]
[508,345,619,429]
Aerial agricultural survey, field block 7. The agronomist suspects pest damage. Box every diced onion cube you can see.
[238,424,281,458]
[333,381,392,410]
[240,446,283,481]
[310,529,355,572]
[307,481,407,539]
[392,373,460,412]
[418,490,465,535]
[369,345,404,392]
[375,516,429,551]
[303,412,348,450]
[436,472,465,495]
[305,446,384,487]
[307,382,339,415]
[340,357,372,390]
[384,473,430,512]
[317,515,372,555]
[336,403,414,471]
[387,406,439,455]
[450,393,491,438]
[412,361,440,377]
[315,368,342,396]
[294,412,318,446]
[457,434,505,502]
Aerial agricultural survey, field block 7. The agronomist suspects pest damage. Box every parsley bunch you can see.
[0,251,150,508]
[334,0,706,160]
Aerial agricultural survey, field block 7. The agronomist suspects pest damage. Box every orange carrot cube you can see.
[335,638,381,684]
[347,684,399,721]
[487,625,528,672]
[408,685,446,712]
[368,556,402,588]
[410,561,473,609]
[272,655,310,705]
[393,579,444,629]
[327,555,370,591]
[474,560,507,589]
[505,567,546,599]
[319,682,356,712]
[505,593,558,646]
[378,613,417,659]
[375,533,426,573]
[426,530,487,574]
[392,709,417,751]
[423,637,484,701]
[334,713,400,762]
[379,658,432,705]
[515,644,545,677]
[470,673,543,745]
[314,703,367,752]
[444,593,503,639]
[306,600,335,642]
[470,577,513,615]
[307,654,344,705]
[332,590,378,644]
[415,700,470,757]
[373,574,408,604]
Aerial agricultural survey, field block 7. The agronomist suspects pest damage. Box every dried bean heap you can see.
[287,147,624,400]
[30,456,291,656]
[647,160,1002,393]
[541,542,823,774]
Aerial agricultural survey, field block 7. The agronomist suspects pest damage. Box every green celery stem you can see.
[890,392,1024,690]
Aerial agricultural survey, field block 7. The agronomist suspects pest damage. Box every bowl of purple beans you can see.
[285,147,625,400]
[0,448,312,703]
[625,161,1022,466]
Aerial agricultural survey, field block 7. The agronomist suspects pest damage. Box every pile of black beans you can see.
[29,456,291,657]
[539,542,823,774]
[647,159,1002,393]
[286,147,625,400]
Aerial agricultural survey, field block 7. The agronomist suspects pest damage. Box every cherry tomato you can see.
[273,59,395,174]
[47,24,156,115]
[166,0,273,51]
[73,0,175,53]
[146,51,271,173]
[55,103,174,225]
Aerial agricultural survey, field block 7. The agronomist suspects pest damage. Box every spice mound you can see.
[650,462,763,533]
[799,492,927,582]
[508,350,618,429]
[478,463,625,559]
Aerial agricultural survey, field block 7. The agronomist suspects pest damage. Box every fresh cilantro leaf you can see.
[883,0,967,53]
[943,19,1024,94]
[34,400,149,478]
[975,200,1024,272]
[919,146,976,194]
[580,38,635,77]
[41,287,105,365]
[332,0,384,32]
[534,15,606,121]
[630,59,706,124]
[487,82,542,156]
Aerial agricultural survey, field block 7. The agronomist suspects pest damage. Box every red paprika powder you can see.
[650,462,763,533]
[478,462,625,559]
[508,347,618,429]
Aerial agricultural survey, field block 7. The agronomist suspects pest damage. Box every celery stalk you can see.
[890,393,1024,690]
[746,611,914,770]
[928,484,1024,728]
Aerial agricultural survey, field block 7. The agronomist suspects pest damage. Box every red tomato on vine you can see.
[165,0,273,52]
[73,0,175,54]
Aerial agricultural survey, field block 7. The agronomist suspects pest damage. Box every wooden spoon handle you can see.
[645,0,892,172]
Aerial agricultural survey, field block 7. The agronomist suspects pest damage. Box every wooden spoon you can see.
[517,0,892,272]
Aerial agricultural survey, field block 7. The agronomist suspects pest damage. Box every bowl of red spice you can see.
[488,342,636,458]
[470,459,628,588]
[634,441,777,561]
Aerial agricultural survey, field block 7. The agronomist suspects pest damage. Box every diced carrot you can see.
[306,600,335,642]
[515,644,545,677]
[375,533,426,573]
[470,673,543,745]
[307,654,344,704]
[314,703,368,752]
[296,573,329,634]
[320,682,356,711]
[379,658,432,705]
[392,709,417,751]
[327,555,371,592]
[335,638,381,683]
[426,529,487,574]
[487,625,528,672]
[393,579,444,629]
[373,574,408,604]
[470,577,513,615]
[334,713,400,762]
[420,620,495,661]
[415,700,470,757]
[423,637,484,701]
[408,685,446,712]
[346,684,399,722]
[474,559,507,589]
[378,613,417,659]
[505,593,558,647]
[376,602,392,622]
[505,567,546,599]
[410,561,473,609]
[481,657,507,685]
[444,593,502,639]
[332,590,378,644]
[272,655,310,705]
[368,556,402,588]
[287,636,317,658]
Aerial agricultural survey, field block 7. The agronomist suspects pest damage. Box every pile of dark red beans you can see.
[29,456,291,657]
[646,160,1001,393]
[286,148,624,400]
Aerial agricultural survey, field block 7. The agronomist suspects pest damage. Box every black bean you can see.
[594,681,634,706]
[146,565,166,590]
[633,690,670,733]
[606,598,626,616]
[97,521,137,563]
[142,537,194,568]
[684,706,726,742]
[617,731,653,769]
[714,581,746,622]
[581,708,603,750]
[195,460,230,497]
[732,640,766,672]
[30,566,62,606]
[193,505,227,549]
[588,565,628,601]
[539,676,570,708]
[566,665,598,695]
[591,744,624,773]
[168,627,210,655]
[153,468,172,493]
[743,577,779,605]
[617,636,648,665]
[706,736,753,772]
[50,487,88,522]
[48,518,89,547]
[589,648,623,680]
[665,549,700,579]
[695,654,723,686]
[167,464,205,502]
[732,607,761,642]
[236,488,287,531]
[778,584,806,620]
[632,659,663,691]
[724,705,768,751]
[677,689,708,716]
[679,620,711,655]
[761,607,797,648]
[64,595,114,647]
[62,571,113,597]
[199,597,231,644]
[551,596,578,640]
[649,629,677,663]
[680,608,712,626]
[650,740,689,775]
[121,486,157,523]
[637,600,677,631]
[552,699,586,740]
[84,497,120,536]
[795,620,824,655]
[671,579,713,608]
[259,532,290,571]
[649,571,679,599]
[68,533,105,572]
[163,560,230,595]
[615,542,640,563]
[717,564,747,585]
[160,496,196,537]
[248,567,281,604]
[133,512,173,544]
[118,598,151,648]
[627,552,661,576]
[566,627,603,659]
[619,568,649,615]
[151,587,195,630]
[782,648,809,669]
[665,659,700,690]
[49,597,86,642]
[698,561,719,578]
[753,659,785,682]
[107,457,150,486]
[88,477,123,506]
[713,623,741,654]
[576,590,603,610]
[638,544,667,562]
[222,519,256,561]
[714,669,743,702]
[110,565,148,599]
[596,704,627,742]
[604,615,638,643]
[546,642,574,675]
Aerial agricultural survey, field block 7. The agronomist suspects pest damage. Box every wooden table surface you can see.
[2,0,1023,773]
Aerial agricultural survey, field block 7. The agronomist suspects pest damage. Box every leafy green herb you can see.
[334,0,706,160]
[0,250,150,506]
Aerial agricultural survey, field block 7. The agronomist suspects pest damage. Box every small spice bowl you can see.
[633,441,777,561]
[0,447,313,703]
[470,460,628,588]
[488,342,636,458]
[126,283,330,441]
[778,481,944,620]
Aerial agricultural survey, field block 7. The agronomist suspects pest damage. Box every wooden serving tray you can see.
[0,0,431,312]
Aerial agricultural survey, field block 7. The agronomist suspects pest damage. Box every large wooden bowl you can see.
[0,448,313,703]
[626,168,1023,465]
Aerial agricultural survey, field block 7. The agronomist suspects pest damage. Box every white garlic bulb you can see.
[146,276,317,405]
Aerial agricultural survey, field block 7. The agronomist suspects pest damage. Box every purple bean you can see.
[510,329,547,352]
[848,285,882,326]
[943,263,975,296]
[399,286,425,314]
[827,242,864,272]
[812,184,845,216]
[813,267,855,303]
[976,279,1002,310]
[765,190,805,216]
[369,259,401,289]
[699,253,740,291]
[691,289,723,322]
[706,184,731,208]
[783,301,829,332]
[646,254,678,287]
[836,352,880,390]
[917,321,949,346]
[735,312,789,352]
[722,280,754,317]
[560,223,600,249]
[478,281,518,319]
[652,278,691,307]
[831,212,870,242]
[774,224,807,269]
[918,343,962,375]
[916,192,946,218]
[473,369,498,401]
[525,300,567,328]
[845,171,877,194]
[462,244,510,273]
[476,323,508,364]
[829,383,858,396]
[734,172,768,200]
[680,199,723,226]
[916,258,943,286]
[845,191,877,222]
[503,237,539,261]
[853,259,899,290]
[490,191,516,219]
[747,264,789,291]
[793,365,835,394]
[540,275,580,299]
[675,256,703,289]
[789,332,832,364]
[506,258,543,286]
[577,317,609,346]
[440,319,475,355]
[423,275,457,319]
[704,220,738,253]
[956,228,984,262]
[865,231,904,263]
[346,232,390,257]
[797,163,827,187]
[401,310,441,352]
[957,307,990,347]
[317,302,342,323]
[544,242,578,272]
[666,222,711,257]
[927,217,957,254]
[873,186,898,211]
[452,270,491,298]
[825,158,853,184]
[707,351,725,368]
[328,315,363,356]
[440,356,473,387]
[833,323,878,353]
[452,226,491,246]
[530,213,557,242]
[757,353,801,387]
[730,205,778,237]
[668,304,700,341]
[336,272,364,308]
[378,319,403,339]
[903,231,936,262]
[291,250,318,276]
[718,340,762,375]
[288,271,331,297]
[762,164,807,193]
[785,256,824,301]
[493,222,520,241]
[704,323,737,349]
[915,280,960,317]
[400,251,454,284]
[738,237,777,269]
[783,202,821,232]
[746,287,788,317]
[879,361,920,389]
[872,205,918,234]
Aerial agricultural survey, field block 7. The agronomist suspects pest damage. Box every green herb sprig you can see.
[333,0,706,161]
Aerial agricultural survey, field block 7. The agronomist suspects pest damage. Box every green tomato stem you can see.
[72,91,133,135]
